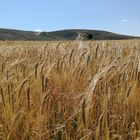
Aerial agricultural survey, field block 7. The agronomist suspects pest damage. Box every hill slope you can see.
[0,28,139,41]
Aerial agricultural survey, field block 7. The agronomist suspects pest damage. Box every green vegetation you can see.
[0,28,139,41]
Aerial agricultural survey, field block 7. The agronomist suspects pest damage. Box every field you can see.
[0,40,140,140]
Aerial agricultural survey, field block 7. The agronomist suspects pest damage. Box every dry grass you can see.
[0,40,140,140]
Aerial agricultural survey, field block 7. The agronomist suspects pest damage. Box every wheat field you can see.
[0,40,140,140]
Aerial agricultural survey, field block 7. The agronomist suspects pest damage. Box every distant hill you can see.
[0,28,139,41]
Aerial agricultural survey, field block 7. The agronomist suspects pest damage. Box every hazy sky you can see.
[0,0,140,36]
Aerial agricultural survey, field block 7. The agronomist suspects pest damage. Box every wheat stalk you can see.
[0,87,6,107]
[18,79,28,97]
[26,87,30,111]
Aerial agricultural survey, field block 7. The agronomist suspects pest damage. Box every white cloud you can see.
[121,19,128,23]
[35,29,42,32]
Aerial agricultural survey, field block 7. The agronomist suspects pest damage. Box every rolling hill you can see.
[0,28,139,41]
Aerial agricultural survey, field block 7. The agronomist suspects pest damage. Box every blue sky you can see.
[0,0,140,36]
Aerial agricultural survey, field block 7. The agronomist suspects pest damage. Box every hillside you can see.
[0,28,139,41]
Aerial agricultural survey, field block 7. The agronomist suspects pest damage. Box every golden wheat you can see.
[0,40,139,139]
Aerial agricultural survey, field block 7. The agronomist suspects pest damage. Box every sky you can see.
[0,0,140,36]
